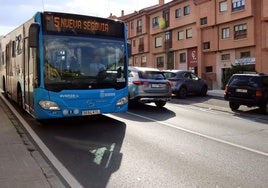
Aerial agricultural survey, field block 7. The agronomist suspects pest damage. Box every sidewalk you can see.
[207,89,225,98]
[0,96,64,188]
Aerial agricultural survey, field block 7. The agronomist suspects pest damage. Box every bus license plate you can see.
[82,109,100,116]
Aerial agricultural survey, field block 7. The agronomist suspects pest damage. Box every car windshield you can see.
[43,34,127,91]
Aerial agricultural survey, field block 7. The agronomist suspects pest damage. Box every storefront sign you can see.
[235,57,255,65]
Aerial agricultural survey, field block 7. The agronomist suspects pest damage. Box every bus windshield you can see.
[43,34,127,91]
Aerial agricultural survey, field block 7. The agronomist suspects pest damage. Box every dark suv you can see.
[224,73,268,114]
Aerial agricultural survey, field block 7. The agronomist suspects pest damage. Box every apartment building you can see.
[115,0,268,89]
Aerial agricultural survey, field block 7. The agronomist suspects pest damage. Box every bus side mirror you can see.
[29,23,40,48]
[127,43,131,58]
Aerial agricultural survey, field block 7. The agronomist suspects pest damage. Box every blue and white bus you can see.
[0,12,129,120]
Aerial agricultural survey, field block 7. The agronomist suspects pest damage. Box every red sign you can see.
[187,48,198,69]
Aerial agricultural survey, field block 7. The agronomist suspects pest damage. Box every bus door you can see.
[5,42,12,97]
[23,38,34,113]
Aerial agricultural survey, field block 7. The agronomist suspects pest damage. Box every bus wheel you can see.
[17,86,23,109]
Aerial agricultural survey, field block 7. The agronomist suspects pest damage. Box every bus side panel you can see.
[23,18,35,115]
[0,18,35,111]
[0,36,7,92]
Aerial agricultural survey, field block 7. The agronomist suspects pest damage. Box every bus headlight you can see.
[116,96,128,106]
[39,100,60,110]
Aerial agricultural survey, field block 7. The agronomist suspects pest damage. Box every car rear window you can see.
[229,75,261,87]
[139,71,165,80]
[163,72,176,79]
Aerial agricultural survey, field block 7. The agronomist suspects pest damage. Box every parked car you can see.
[128,66,172,107]
[163,70,208,98]
[224,73,268,114]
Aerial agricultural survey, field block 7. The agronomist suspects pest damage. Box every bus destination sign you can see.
[43,12,124,38]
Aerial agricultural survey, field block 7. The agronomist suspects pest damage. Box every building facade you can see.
[115,0,268,89]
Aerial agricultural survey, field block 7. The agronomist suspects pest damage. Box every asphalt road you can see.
[14,96,268,187]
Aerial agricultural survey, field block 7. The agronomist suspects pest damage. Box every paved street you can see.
[5,94,267,188]
[1,1,268,187]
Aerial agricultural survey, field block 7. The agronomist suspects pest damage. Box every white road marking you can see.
[108,112,268,157]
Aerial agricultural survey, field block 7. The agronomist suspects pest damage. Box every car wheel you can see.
[177,87,187,98]
[259,102,267,115]
[155,101,166,108]
[200,85,208,96]
[229,102,239,111]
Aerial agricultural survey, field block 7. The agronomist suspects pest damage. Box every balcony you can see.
[136,26,142,34]
[138,44,144,52]
[164,40,172,50]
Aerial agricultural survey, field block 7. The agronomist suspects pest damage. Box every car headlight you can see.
[39,100,60,110]
[116,96,128,106]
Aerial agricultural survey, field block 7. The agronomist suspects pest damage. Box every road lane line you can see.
[0,94,83,188]
[109,112,268,157]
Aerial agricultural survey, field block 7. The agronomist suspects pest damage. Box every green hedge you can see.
[222,64,255,88]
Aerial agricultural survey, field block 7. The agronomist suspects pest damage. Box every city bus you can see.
[0,11,129,120]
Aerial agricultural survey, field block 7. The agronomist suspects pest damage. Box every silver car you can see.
[163,70,208,98]
[128,66,172,107]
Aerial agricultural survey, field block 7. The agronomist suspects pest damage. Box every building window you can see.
[220,1,228,12]
[141,56,147,67]
[139,38,144,52]
[178,31,184,40]
[179,53,186,63]
[241,51,250,58]
[152,17,159,28]
[137,19,142,33]
[156,56,164,68]
[222,27,230,39]
[155,36,162,48]
[165,31,170,41]
[221,54,230,60]
[186,28,192,39]
[175,8,181,18]
[184,5,190,16]
[234,24,247,40]
[132,39,136,47]
[130,22,134,30]
[232,0,245,12]
[203,42,210,50]
[163,10,170,28]
[165,31,172,49]
[206,66,213,73]
[200,17,207,25]
[134,56,138,65]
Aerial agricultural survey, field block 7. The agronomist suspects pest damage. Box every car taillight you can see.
[133,81,149,85]
[224,86,228,94]
[256,89,262,97]
[166,81,172,87]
